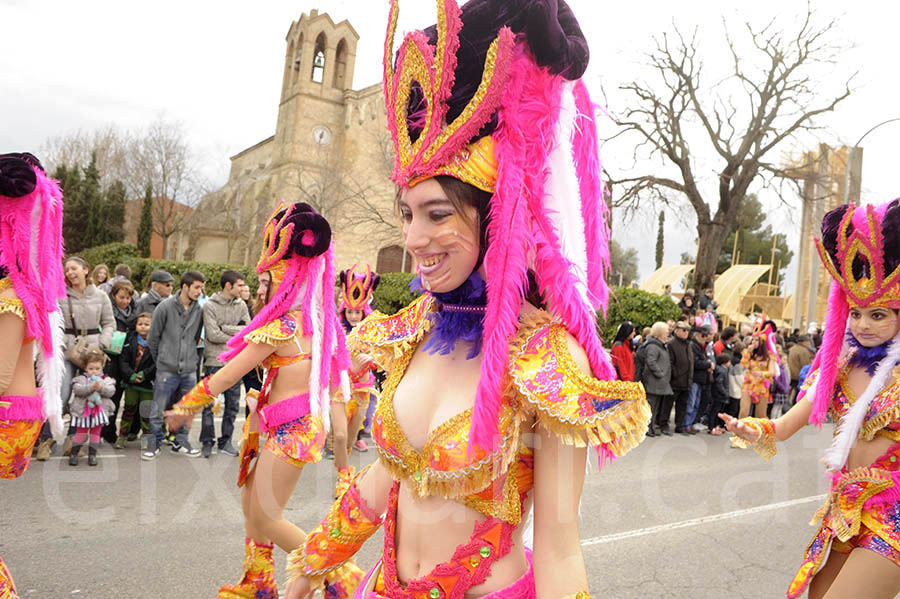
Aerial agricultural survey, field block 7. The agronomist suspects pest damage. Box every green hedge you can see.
[76,242,259,294]
[598,286,681,345]
[372,272,419,315]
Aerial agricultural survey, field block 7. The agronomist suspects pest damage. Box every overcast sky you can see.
[1,0,897,294]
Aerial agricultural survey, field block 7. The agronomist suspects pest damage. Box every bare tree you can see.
[42,126,134,189]
[285,134,398,249]
[130,119,202,259]
[607,7,852,290]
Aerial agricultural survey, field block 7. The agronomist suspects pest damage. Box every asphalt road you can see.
[2,414,836,599]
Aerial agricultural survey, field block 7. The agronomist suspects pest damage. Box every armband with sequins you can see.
[562,592,592,599]
[286,465,382,584]
[172,376,216,416]
[729,417,777,460]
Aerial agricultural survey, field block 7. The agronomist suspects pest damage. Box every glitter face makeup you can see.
[399,178,480,294]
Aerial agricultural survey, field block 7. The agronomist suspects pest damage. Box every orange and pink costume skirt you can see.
[0,393,43,480]
[238,392,325,485]
[788,442,900,597]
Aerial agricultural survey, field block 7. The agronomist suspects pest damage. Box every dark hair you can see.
[63,256,89,287]
[220,269,244,289]
[136,311,153,322]
[180,270,206,289]
[721,326,737,342]
[751,337,770,360]
[716,352,732,366]
[111,280,134,298]
[613,321,635,344]
[114,263,132,278]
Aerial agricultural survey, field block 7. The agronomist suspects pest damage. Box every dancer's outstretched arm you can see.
[720,377,817,445]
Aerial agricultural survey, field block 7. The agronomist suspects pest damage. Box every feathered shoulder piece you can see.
[244,311,300,347]
[509,311,649,460]
[348,295,434,373]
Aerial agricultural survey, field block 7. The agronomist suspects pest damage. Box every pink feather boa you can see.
[0,170,66,358]
[470,46,616,452]
[806,281,849,425]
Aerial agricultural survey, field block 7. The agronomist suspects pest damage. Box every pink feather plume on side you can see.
[470,47,535,453]
[808,281,849,426]
[572,80,611,314]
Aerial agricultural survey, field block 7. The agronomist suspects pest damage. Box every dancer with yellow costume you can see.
[166,202,363,598]
[0,153,67,598]
[284,1,648,597]
[723,199,900,598]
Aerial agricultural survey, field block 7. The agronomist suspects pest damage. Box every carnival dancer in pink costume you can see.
[0,152,67,598]
[165,203,364,598]
[331,266,381,498]
[723,199,900,598]
[284,1,648,598]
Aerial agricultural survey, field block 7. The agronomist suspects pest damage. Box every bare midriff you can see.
[844,366,899,471]
[394,489,529,597]
[264,336,313,405]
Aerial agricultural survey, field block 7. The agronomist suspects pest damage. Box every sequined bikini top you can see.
[244,311,312,370]
[351,294,648,525]
[803,364,900,442]
[0,278,26,323]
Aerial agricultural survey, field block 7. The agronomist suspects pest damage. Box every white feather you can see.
[38,309,66,436]
[823,328,900,471]
[308,259,324,423]
[544,81,590,309]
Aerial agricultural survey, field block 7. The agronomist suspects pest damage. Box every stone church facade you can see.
[189,10,413,273]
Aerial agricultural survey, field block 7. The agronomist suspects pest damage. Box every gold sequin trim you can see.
[0,278,25,322]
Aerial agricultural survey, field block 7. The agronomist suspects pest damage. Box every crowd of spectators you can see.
[33,261,261,463]
[611,286,821,438]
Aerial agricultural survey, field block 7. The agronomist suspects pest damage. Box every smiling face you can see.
[849,306,900,347]
[65,259,88,288]
[114,289,131,310]
[399,178,480,294]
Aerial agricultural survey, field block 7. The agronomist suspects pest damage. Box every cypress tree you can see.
[80,152,104,250]
[137,182,153,258]
[103,180,127,244]
[60,164,87,253]
[655,210,665,270]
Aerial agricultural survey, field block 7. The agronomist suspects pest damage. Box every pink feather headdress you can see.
[384,1,616,454]
[0,153,67,434]
[220,202,351,427]
[339,265,380,318]
[803,200,900,429]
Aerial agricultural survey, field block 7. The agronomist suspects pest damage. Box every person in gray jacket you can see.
[143,270,206,459]
[640,322,673,437]
[35,256,115,457]
[135,269,174,316]
[199,270,249,458]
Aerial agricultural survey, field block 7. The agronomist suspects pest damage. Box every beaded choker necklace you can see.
[410,272,487,360]
[847,332,897,376]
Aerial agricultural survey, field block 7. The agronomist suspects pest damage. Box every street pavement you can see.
[2,413,836,598]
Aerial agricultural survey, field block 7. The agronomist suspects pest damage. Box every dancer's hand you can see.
[718,413,761,443]
[164,411,192,431]
[284,576,315,599]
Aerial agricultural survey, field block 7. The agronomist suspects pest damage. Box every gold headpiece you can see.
[383,0,513,189]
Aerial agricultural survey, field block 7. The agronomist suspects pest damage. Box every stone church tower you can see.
[189,10,412,273]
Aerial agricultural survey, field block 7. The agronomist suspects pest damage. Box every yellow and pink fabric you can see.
[787,367,900,598]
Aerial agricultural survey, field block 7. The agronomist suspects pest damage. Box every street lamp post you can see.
[842,117,900,205]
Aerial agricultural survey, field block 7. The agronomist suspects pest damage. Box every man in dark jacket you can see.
[143,270,205,459]
[666,321,694,434]
[686,326,713,432]
[640,322,673,437]
[135,269,174,316]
